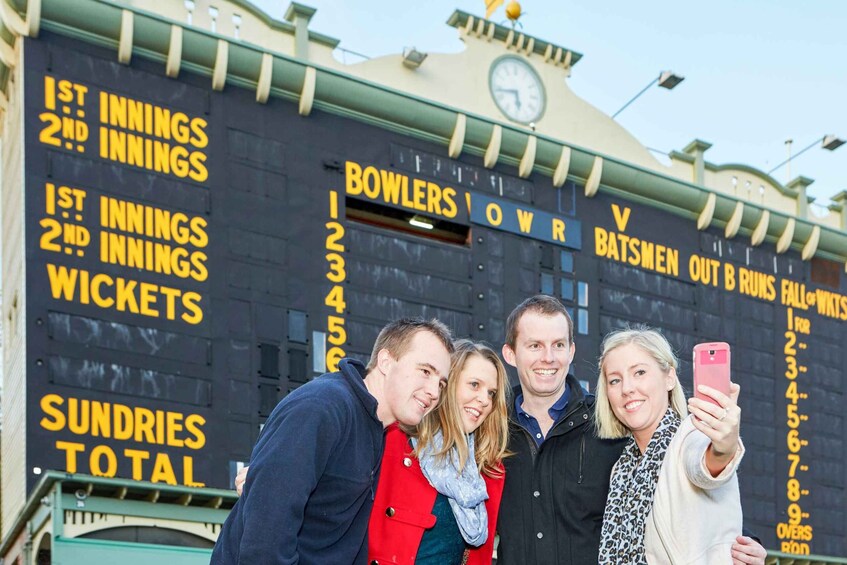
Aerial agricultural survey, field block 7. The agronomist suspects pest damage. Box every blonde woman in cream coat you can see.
[595,328,745,565]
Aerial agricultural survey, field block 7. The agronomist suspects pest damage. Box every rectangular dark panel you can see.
[259,343,280,379]
[48,312,209,365]
[48,356,211,406]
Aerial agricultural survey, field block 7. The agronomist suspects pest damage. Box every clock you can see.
[489,56,546,124]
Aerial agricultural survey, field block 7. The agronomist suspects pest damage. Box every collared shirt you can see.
[514,385,570,447]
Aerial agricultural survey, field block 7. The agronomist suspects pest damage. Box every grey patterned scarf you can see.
[411,431,489,546]
[598,408,681,564]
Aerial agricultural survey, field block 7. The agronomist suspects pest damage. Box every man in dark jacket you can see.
[497,295,625,565]
[211,318,453,565]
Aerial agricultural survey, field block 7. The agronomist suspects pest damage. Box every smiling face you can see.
[455,354,499,434]
[602,342,676,451]
[503,311,574,404]
[379,330,452,427]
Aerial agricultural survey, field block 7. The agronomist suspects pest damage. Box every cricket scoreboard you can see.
[22,32,845,555]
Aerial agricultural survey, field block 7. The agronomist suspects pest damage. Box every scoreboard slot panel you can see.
[736,371,778,400]
[811,257,842,288]
[46,311,210,365]
[597,314,698,359]
[218,190,291,237]
[343,290,474,338]
[733,348,775,375]
[225,260,287,297]
[226,228,287,265]
[225,339,251,375]
[227,380,252,417]
[736,322,775,352]
[47,355,211,407]
[599,288,699,332]
[347,224,472,278]
[224,162,287,201]
[253,305,286,342]
[700,231,806,278]
[806,343,842,371]
[44,151,211,212]
[345,258,473,309]
[225,129,286,173]
[807,365,843,392]
[340,319,386,355]
[600,261,697,305]
[223,299,252,338]
[390,143,534,204]
[727,293,776,325]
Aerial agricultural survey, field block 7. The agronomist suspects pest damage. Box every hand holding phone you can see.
[693,342,731,406]
[690,342,740,474]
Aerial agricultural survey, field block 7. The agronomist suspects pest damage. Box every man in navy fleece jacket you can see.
[211,318,453,565]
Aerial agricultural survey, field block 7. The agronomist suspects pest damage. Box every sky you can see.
[250,0,846,209]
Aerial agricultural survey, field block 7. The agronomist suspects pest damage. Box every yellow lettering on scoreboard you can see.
[39,181,209,325]
[38,74,209,183]
[594,225,680,277]
[46,264,203,324]
[345,160,459,219]
[40,393,206,486]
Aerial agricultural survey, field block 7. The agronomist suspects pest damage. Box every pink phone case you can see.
[693,342,731,406]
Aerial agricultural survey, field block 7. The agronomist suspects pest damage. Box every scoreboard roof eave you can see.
[94,0,340,48]
[446,9,584,67]
[15,0,847,266]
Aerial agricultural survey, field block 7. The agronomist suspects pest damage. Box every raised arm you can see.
[687,382,742,476]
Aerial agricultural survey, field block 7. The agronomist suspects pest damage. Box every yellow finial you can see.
[505,0,522,21]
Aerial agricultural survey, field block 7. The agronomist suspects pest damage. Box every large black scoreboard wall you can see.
[22,32,846,555]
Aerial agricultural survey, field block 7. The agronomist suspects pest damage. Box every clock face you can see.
[489,56,546,124]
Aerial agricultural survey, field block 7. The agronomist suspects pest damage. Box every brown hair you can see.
[365,318,454,372]
[414,340,511,477]
[505,294,573,348]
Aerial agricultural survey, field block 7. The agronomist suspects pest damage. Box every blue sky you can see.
[251,0,846,208]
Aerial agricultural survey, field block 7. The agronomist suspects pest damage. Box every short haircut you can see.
[505,294,573,348]
[365,318,454,372]
[594,326,688,439]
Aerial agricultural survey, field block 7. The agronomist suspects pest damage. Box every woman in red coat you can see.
[368,340,511,565]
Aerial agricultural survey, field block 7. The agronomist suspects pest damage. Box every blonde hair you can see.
[412,340,511,477]
[594,326,688,439]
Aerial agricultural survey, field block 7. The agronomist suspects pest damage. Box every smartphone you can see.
[693,342,731,406]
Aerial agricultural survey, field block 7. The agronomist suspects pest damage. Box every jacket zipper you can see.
[578,430,585,484]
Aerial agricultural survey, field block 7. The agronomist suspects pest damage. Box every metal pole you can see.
[612,76,660,119]
[785,139,793,182]
[767,136,823,176]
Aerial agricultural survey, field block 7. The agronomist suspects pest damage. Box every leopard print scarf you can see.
[598,408,681,564]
